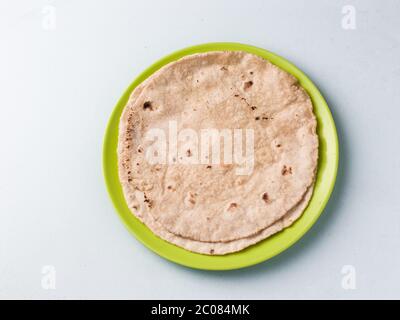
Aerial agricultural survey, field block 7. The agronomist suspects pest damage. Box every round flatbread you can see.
[118,51,318,243]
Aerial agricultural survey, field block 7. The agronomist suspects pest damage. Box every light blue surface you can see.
[0,0,399,299]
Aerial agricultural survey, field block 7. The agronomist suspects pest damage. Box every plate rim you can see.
[102,42,339,271]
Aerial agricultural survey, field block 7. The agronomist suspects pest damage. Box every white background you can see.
[1,0,399,299]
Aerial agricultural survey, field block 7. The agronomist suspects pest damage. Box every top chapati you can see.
[118,51,318,243]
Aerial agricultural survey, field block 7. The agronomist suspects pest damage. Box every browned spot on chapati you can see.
[282,165,293,175]
[228,203,238,211]
[143,101,153,110]
[143,193,153,209]
[184,192,197,207]
[244,81,253,90]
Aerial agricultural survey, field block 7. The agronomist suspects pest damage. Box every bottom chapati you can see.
[126,184,314,255]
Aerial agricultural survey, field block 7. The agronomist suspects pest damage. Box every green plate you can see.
[103,42,339,270]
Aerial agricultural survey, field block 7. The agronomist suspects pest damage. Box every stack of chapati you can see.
[118,51,318,255]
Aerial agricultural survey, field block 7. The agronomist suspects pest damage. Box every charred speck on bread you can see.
[244,81,253,90]
[143,101,153,110]
[228,203,238,211]
[282,165,293,175]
